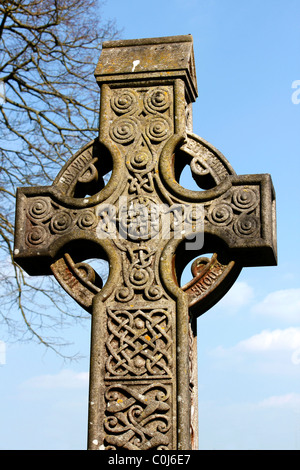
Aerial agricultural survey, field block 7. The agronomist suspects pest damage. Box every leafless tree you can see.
[0,0,120,357]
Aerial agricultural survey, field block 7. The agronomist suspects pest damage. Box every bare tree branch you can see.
[0,0,121,356]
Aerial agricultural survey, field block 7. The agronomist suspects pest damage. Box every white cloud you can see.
[211,328,300,372]
[217,281,254,312]
[20,369,89,390]
[235,327,300,353]
[258,393,300,409]
[252,288,300,323]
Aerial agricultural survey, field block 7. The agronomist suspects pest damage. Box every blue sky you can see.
[1,0,300,450]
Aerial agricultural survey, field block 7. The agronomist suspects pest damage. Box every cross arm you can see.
[13,184,103,276]
[13,181,122,312]
[159,133,277,268]
[158,135,277,318]
[204,173,277,267]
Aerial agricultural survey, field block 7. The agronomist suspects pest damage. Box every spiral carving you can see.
[109,117,138,144]
[26,226,47,245]
[77,210,97,230]
[111,90,138,115]
[233,214,259,237]
[145,117,171,142]
[28,198,51,221]
[145,284,163,301]
[232,187,258,211]
[144,88,170,114]
[130,149,152,172]
[129,267,150,287]
[208,203,233,226]
[50,211,73,233]
[115,286,134,303]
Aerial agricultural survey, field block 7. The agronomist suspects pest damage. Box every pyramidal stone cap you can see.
[94,35,198,102]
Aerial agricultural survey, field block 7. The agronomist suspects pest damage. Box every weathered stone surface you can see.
[14,35,277,450]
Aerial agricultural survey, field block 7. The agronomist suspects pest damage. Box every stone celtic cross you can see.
[14,35,277,450]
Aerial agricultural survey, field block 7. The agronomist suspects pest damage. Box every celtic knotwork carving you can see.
[104,383,171,450]
[106,307,173,378]
[130,245,162,299]
[126,137,155,194]
[118,196,160,241]
[115,244,164,302]
[128,172,155,195]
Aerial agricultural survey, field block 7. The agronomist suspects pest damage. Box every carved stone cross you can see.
[14,35,277,450]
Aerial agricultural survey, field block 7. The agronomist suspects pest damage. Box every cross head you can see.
[14,35,277,450]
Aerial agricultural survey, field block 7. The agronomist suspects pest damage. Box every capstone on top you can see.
[94,35,198,103]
